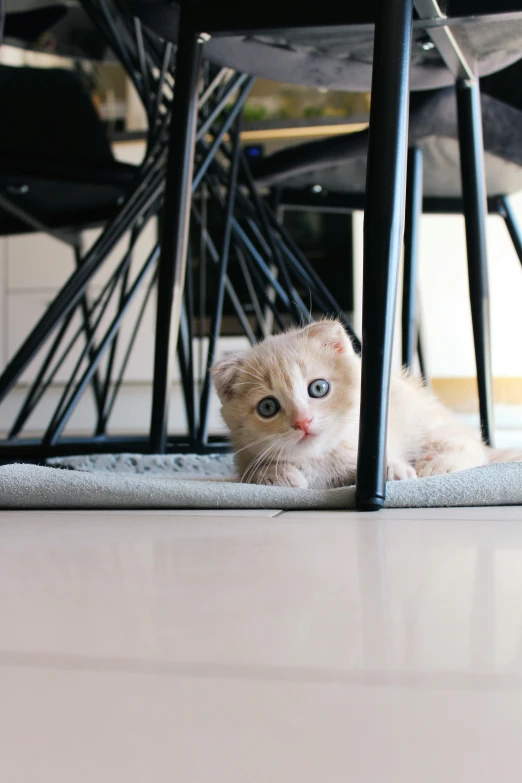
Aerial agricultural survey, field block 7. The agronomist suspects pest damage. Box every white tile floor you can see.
[2,505,522,781]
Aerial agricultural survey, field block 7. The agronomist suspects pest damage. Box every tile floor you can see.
[1,505,522,781]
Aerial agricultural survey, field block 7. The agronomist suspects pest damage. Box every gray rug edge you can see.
[1,461,522,510]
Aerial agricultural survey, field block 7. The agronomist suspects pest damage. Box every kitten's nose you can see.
[292,417,313,434]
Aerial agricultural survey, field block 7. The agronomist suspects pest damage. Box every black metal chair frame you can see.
[150,0,517,510]
[150,0,510,510]
[1,0,519,512]
[0,0,356,462]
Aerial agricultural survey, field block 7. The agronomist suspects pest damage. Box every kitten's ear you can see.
[211,354,243,401]
[303,320,353,354]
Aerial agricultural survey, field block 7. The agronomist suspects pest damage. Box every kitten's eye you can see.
[257,397,280,418]
[308,379,330,398]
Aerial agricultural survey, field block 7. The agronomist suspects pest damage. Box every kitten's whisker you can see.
[258,442,279,485]
[273,442,287,486]
[258,442,281,486]
[241,442,273,483]
[243,440,280,484]
[235,434,273,456]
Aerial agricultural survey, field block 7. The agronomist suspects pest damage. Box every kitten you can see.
[211,319,522,489]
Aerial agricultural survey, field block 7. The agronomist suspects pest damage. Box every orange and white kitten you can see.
[211,320,521,489]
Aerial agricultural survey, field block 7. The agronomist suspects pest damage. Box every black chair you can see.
[0,4,334,461]
[0,64,136,237]
[126,0,522,510]
[2,1,521,510]
[0,63,138,445]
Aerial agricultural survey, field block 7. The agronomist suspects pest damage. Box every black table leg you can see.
[356,0,413,511]
[150,8,203,453]
[456,78,494,447]
[402,146,423,371]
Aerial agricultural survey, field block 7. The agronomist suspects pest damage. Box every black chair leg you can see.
[456,78,494,447]
[498,196,522,268]
[149,7,203,453]
[402,146,423,372]
[356,0,413,512]
[417,328,427,384]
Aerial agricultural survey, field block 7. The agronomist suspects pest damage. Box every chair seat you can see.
[0,164,136,236]
[252,87,522,200]
[128,0,522,92]
[0,63,138,234]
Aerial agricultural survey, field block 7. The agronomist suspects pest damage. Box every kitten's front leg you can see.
[415,441,487,477]
[387,458,417,481]
[246,462,309,489]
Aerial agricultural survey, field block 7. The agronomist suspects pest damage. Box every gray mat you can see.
[48,452,236,478]
[1,461,522,510]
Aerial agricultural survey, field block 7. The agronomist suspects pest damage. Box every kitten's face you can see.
[211,321,360,462]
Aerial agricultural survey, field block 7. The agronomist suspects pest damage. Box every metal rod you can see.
[104,269,158,425]
[235,244,267,338]
[233,239,286,332]
[417,328,427,383]
[456,76,494,446]
[8,313,75,440]
[202,172,294,313]
[274,233,359,342]
[499,196,522,267]
[198,67,228,110]
[8,243,134,438]
[198,184,208,394]
[192,78,254,192]
[190,203,257,343]
[262,197,361,346]
[183,239,197,437]
[95,230,135,435]
[134,17,152,111]
[240,153,308,323]
[150,8,203,453]
[356,0,413,511]
[44,245,160,445]
[73,243,104,418]
[43,250,137,445]
[151,41,173,136]
[198,120,242,443]
[402,146,423,371]
[177,304,196,440]
[0,434,231,461]
[196,73,248,142]
[413,0,475,80]
[0,168,164,403]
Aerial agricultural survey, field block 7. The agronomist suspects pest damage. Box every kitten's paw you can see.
[250,464,309,489]
[415,452,468,477]
[386,460,417,481]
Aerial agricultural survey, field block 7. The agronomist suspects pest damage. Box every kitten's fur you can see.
[211,320,521,489]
